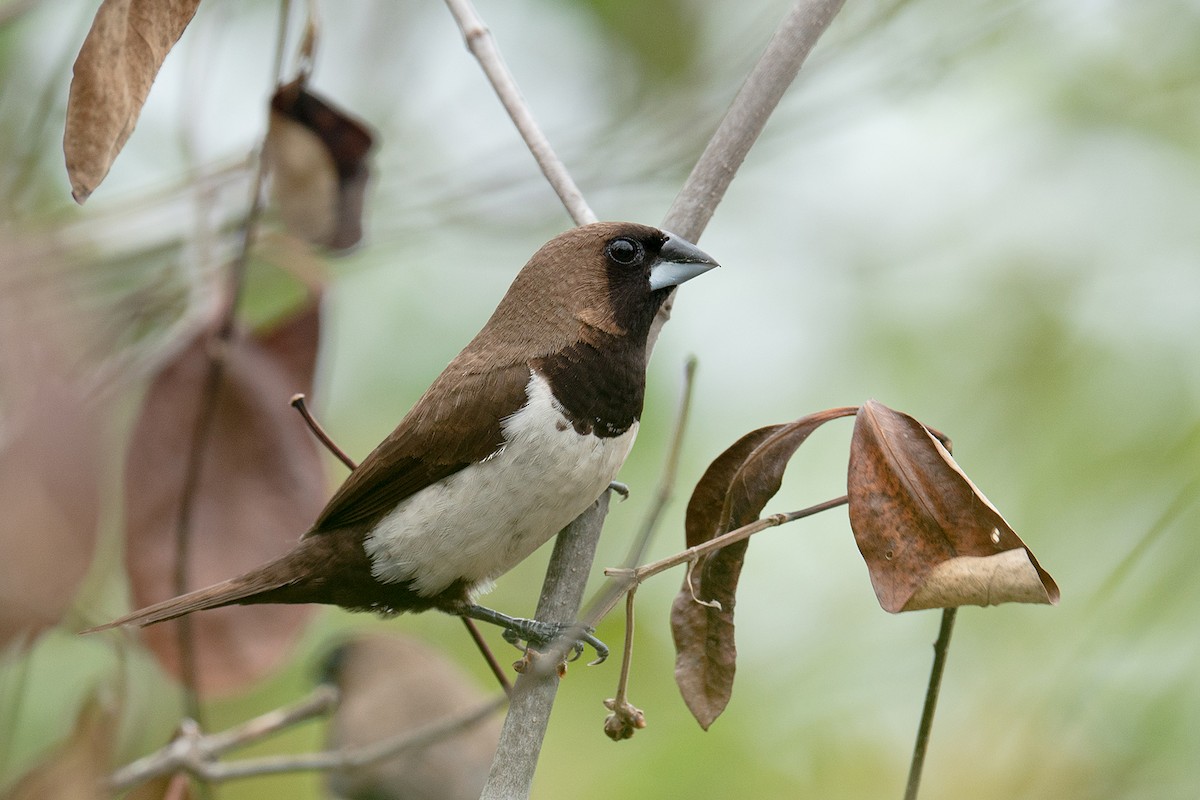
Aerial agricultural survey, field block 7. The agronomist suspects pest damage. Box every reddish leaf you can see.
[0,270,103,646]
[123,302,327,695]
[64,0,203,202]
[847,400,1059,612]
[671,407,856,729]
[0,383,102,645]
[323,634,501,800]
[264,80,375,251]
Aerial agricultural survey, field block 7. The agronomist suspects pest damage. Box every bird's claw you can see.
[501,618,608,665]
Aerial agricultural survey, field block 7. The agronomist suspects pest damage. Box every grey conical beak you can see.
[649,232,720,291]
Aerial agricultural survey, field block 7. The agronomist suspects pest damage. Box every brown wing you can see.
[309,364,531,532]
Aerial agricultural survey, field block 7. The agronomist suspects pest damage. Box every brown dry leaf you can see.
[64,0,203,203]
[847,400,1059,612]
[0,381,103,645]
[123,301,327,695]
[671,407,857,730]
[322,634,502,800]
[5,694,117,800]
[264,80,375,251]
[0,248,104,646]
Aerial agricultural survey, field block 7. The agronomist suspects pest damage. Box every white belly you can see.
[363,371,637,597]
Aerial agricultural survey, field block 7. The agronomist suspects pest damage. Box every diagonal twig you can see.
[442,0,597,226]
[107,686,507,789]
[662,0,848,242]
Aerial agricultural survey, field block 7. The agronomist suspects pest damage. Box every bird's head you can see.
[490,222,719,353]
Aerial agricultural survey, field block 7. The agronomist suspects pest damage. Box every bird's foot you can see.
[463,604,608,666]
[607,481,630,500]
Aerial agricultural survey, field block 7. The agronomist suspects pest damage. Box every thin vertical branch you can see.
[904,608,958,800]
[170,0,293,724]
[625,355,699,567]
[479,493,612,800]
[442,0,597,226]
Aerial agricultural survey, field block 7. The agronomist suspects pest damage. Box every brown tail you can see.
[81,531,390,634]
[80,571,295,633]
[80,573,295,633]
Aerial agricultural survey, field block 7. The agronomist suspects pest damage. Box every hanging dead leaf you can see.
[671,407,857,730]
[64,0,203,203]
[847,400,1059,612]
[264,79,375,251]
[123,301,327,695]
[322,634,502,800]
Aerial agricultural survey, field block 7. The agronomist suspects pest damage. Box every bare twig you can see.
[595,495,848,626]
[479,492,612,800]
[194,696,506,781]
[108,684,340,791]
[442,0,597,226]
[625,355,699,567]
[601,587,646,741]
[108,688,507,789]
[661,0,847,242]
[462,616,514,696]
[291,393,358,470]
[614,587,637,709]
[904,607,957,800]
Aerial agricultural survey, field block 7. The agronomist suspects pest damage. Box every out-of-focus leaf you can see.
[0,251,103,646]
[0,382,102,646]
[5,694,117,800]
[123,301,327,696]
[322,634,502,800]
[671,407,856,730]
[64,0,203,203]
[847,400,1059,612]
[264,80,375,251]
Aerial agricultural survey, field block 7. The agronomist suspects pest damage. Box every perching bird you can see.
[84,222,718,658]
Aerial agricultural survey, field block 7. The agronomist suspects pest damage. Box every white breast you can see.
[363,371,637,597]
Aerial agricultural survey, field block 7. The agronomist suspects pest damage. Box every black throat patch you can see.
[532,328,648,438]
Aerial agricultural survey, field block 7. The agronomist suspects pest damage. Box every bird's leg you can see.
[462,604,609,665]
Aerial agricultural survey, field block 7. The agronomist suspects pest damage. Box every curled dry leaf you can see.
[264,79,375,251]
[847,400,1059,613]
[322,634,502,800]
[123,302,327,696]
[64,0,203,203]
[671,407,856,730]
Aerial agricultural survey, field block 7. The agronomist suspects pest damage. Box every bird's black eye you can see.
[605,237,644,266]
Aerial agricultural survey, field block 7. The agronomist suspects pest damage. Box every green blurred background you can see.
[2,0,1198,798]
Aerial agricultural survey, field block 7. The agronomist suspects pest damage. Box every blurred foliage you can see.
[2,0,1199,799]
